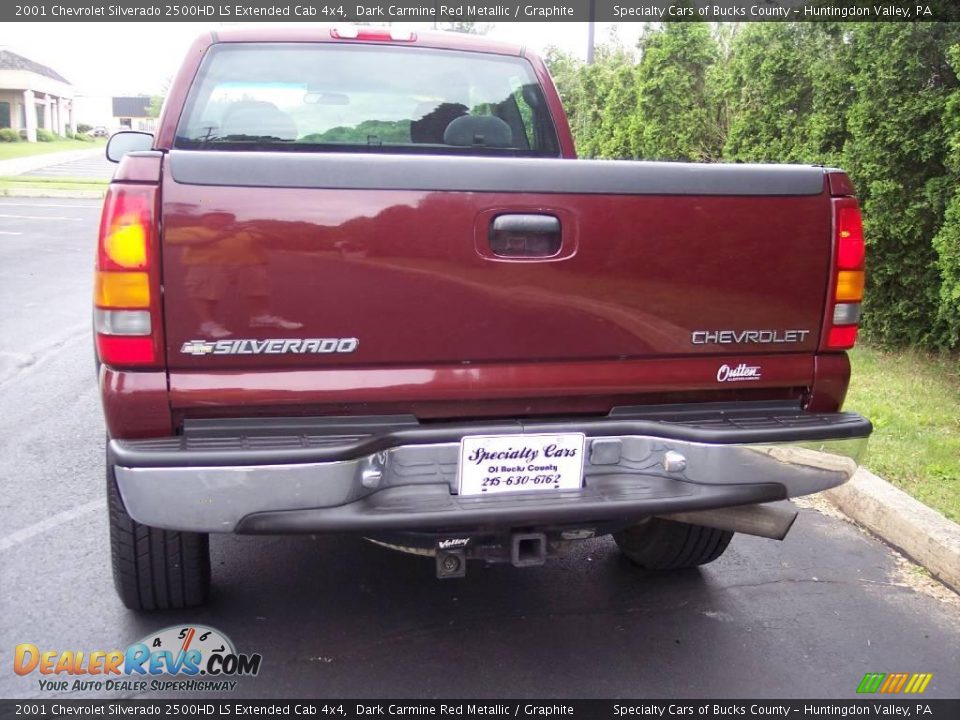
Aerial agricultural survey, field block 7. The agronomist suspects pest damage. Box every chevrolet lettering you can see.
[95,25,871,609]
[691,329,812,345]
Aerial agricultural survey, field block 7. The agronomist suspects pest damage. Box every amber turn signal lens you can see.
[104,218,148,269]
[95,271,150,308]
[835,270,865,302]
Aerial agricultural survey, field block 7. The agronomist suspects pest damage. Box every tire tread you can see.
[107,461,210,610]
[613,518,733,570]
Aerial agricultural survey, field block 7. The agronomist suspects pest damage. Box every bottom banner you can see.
[1,700,958,720]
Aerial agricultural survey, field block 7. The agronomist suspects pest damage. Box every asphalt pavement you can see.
[0,198,958,700]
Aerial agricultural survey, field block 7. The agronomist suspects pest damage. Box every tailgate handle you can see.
[489,214,561,258]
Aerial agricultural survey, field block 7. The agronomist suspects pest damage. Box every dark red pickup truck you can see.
[96,26,870,610]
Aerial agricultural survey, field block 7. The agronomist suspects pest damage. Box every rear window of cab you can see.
[175,43,561,157]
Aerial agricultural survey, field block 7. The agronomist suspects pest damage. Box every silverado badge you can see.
[180,338,359,356]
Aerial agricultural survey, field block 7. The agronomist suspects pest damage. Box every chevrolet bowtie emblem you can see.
[180,341,216,356]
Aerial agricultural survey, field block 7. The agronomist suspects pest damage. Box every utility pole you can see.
[587,0,596,64]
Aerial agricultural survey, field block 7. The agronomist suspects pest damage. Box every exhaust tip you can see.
[659,504,799,541]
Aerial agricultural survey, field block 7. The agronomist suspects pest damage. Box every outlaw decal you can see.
[181,338,358,357]
[716,363,762,383]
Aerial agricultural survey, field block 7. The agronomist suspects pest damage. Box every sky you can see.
[0,22,641,97]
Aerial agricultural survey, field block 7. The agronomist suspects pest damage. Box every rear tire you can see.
[107,461,211,610]
[613,518,733,570]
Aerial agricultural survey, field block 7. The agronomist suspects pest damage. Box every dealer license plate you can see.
[457,433,586,497]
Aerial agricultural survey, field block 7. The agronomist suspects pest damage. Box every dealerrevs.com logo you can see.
[14,625,261,693]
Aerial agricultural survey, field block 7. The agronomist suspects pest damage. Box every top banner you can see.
[7,1,960,23]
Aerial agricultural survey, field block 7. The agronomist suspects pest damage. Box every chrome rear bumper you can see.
[110,404,870,534]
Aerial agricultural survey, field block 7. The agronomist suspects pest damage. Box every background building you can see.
[0,49,74,141]
[112,96,154,131]
[73,94,156,134]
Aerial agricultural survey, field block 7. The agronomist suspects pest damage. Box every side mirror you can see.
[106,131,154,163]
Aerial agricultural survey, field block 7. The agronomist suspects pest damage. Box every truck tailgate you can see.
[162,152,831,377]
[162,151,831,420]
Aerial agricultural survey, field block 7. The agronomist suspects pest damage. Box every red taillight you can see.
[95,336,156,365]
[97,186,154,271]
[823,196,865,351]
[95,184,163,368]
[836,205,865,270]
[827,325,859,349]
[330,26,416,42]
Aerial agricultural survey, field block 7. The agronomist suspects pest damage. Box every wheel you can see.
[107,460,211,610]
[613,517,733,570]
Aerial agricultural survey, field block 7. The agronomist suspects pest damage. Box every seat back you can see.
[443,115,513,148]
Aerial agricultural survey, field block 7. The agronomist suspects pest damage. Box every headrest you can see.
[443,115,513,148]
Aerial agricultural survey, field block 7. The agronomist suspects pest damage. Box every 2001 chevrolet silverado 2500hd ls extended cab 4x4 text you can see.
[96,26,871,610]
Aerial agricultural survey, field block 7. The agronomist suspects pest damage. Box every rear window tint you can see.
[175,43,561,157]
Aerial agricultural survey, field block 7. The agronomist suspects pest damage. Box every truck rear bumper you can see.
[109,403,870,534]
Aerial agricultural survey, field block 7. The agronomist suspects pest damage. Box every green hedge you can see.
[0,128,20,143]
[933,43,960,346]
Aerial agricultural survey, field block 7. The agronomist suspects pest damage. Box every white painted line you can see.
[0,213,85,221]
[0,498,104,553]
[0,230,22,235]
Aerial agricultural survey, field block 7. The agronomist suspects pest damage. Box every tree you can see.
[147,76,172,120]
[845,23,960,347]
[543,46,585,141]
[596,62,641,158]
[147,96,163,119]
[932,43,960,347]
[719,23,852,165]
[545,43,636,157]
[629,23,721,161]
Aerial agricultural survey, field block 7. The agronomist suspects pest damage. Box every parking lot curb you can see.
[0,188,105,199]
[825,468,960,594]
